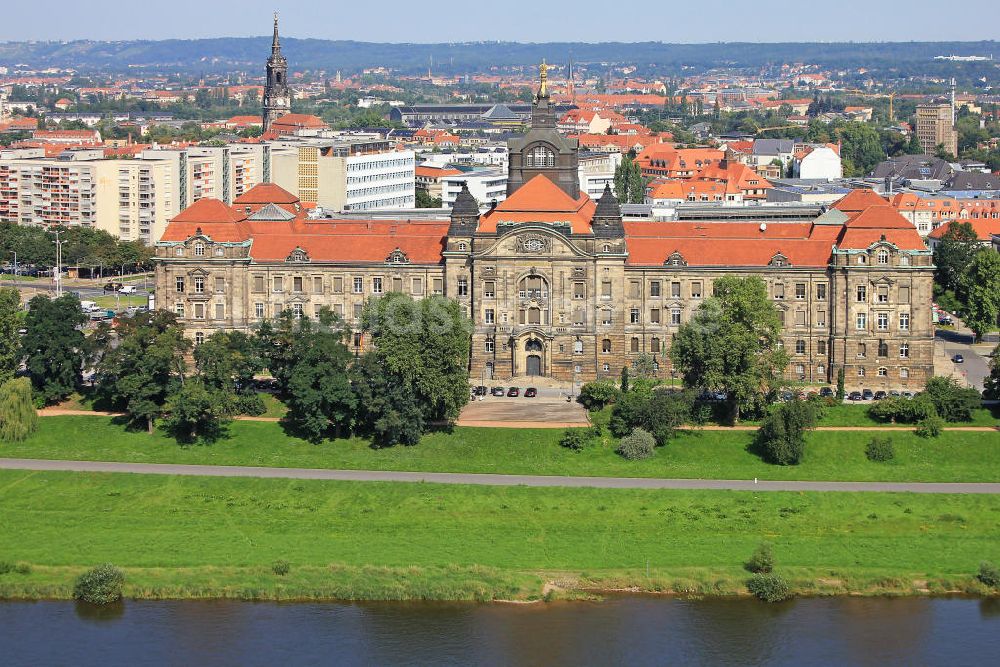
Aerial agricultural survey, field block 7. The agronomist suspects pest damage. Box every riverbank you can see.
[0,564,994,603]
[2,470,998,602]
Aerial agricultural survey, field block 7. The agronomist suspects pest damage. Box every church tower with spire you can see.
[262,13,291,131]
[506,61,580,199]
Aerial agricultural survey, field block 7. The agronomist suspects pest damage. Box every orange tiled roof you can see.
[480,175,595,234]
[833,189,888,212]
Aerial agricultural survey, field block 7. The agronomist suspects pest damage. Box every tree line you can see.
[12,289,472,446]
[0,222,153,272]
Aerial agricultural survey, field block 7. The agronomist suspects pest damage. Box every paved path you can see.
[1,458,998,494]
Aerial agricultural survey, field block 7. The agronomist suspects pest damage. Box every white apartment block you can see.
[440,169,508,209]
[271,138,415,212]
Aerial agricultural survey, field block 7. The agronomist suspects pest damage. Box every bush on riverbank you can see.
[747,573,790,602]
[977,561,1000,589]
[272,560,290,576]
[73,563,124,605]
[745,542,775,574]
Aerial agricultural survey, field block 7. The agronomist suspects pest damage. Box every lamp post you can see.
[52,231,67,298]
[10,252,16,280]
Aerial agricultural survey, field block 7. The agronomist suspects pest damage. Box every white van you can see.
[80,300,97,312]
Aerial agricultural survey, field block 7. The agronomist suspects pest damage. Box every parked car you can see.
[253,378,280,393]
[524,387,537,398]
[889,390,901,397]
[952,354,964,364]
[847,391,863,401]
[119,285,138,294]
[873,391,887,401]
[507,387,520,397]
[103,281,124,292]
[861,389,874,401]
[819,387,835,398]
[901,391,914,399]
[490,386,505,397]
[473,385,488,396]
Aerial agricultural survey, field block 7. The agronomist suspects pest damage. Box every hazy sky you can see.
[3,0,999,43]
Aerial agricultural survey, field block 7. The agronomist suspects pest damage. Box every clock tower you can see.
[262,13,291,132]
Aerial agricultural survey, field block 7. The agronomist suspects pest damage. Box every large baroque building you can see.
[155,66,935,391]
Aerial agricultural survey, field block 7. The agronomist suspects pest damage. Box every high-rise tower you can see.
[262,13,291,131]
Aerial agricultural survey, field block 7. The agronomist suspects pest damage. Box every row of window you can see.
[855,341,911,359]
[177,243,226,258]
[854,284,911,304]
[249,275,444,296]
[346,157,414,172]
[855,312,911,331]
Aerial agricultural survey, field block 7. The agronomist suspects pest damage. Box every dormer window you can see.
[214,247,225,257]
[877,249,889,265]
[194,243,205,257]
[458,242,468,252]
[603,244,611,253]
[525,144,556,168]
[858,255,867,265]
[174,247,184,257]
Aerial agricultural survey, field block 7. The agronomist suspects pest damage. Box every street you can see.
[935,317,993,392]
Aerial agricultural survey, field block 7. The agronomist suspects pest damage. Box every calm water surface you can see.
[2,596,999,666]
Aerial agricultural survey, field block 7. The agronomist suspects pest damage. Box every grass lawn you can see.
[7,415,1000,482]
[0,470,997,600]
[93,294,148,309]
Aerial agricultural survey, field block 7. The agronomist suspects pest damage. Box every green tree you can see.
[161,377,231,443]
[984,344,1000,400]
[96,311,189,432]
[905,132,924,155]
[755,399,817,465]
[0,288,22,384]
[0,377,37,442]
[933,221,979,294]
[619,366,630,393]
[283,313,356,442]
[194,331,264,415]
[415,190,442,208]
[362,293,472,423]
[21,294,87,404]
[351,351,425,447]
[613,151,646,204]
[670,276,788,422]
[960,249,1000,341]
[577,380,620,411]
[922,376,982,422]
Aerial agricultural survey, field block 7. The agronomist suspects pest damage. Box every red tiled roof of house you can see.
[161,188,448,264]
[415,165,462,178]
[623,221,834,267]
[480,175,595,234]
[234,183,299,205]
[927,217,1000,240]
[833,188,888,212]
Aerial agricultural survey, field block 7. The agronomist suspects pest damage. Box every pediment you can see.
[475,227,590,259]
[286,247,310,263]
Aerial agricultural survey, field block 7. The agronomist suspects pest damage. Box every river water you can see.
[2,596,998,666]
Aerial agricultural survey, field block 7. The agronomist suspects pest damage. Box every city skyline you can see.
[2,0,1000,43]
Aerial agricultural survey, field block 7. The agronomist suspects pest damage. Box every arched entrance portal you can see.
[526,355,542,376]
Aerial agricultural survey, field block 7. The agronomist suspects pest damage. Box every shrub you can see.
[977,561,1000,589]
[272,559,291,576]
[577,381,620,411]
[865,437,895,462]
[609,388,693,445]
[747,573,790,602]
[0,561,12,575]
[915,415,944,438]
[73,564,124,605]
[560,429,586,451]
[0,378,38,442]
[745,542,775,574]
[234,392,267,416]
[868,395,936,424]
[756,399,816,465]
[616,428,655,461]
[14,562,31,575]
[922,377,982,422]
